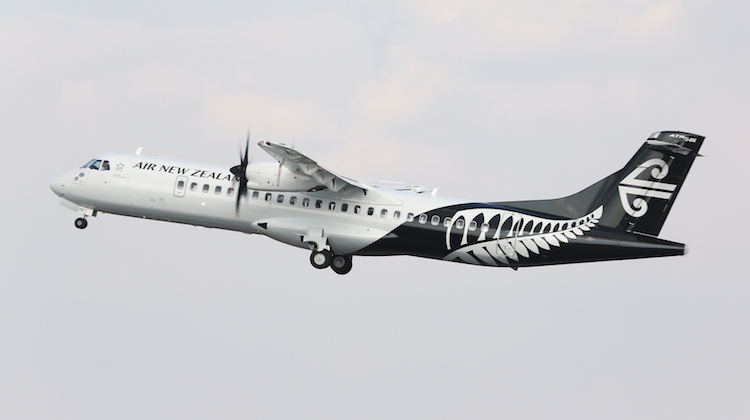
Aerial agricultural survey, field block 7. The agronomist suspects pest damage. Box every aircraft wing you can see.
[258,141,368,193]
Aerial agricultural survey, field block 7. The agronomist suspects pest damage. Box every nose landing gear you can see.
[74,217,88,229]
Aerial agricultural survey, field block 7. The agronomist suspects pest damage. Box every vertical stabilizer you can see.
[494,131,704,236]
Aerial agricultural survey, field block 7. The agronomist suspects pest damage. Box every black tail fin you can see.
[494,131,705,236]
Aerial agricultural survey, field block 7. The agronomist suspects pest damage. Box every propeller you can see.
[230,132,251,216]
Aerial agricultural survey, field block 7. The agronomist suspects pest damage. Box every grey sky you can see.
[2,1,748,418]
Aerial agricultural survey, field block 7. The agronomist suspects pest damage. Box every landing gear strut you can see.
[74,217,88,229]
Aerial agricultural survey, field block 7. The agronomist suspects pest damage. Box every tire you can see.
[74,218,88,229]
[310,250,332,269]
[331,255,352,275]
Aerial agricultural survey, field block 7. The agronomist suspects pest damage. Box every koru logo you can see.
[618,158,677,218]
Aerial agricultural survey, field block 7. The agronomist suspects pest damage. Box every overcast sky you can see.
[2,1,749,419]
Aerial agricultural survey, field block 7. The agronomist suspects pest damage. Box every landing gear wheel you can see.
[310,249,333,269]
[331,255,352,275]
[74,218,88,229]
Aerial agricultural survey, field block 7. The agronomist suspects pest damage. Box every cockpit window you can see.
[82,159,107,170]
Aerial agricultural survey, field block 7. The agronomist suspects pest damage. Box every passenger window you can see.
[252,191,259,200]
[394,211,400,220]
[303,198,310,207]
[354,205,361,214]
[190,182,197,191]
[431,215,440,226]
[341,203,348,212]
[469,221,477,231]
[407,213,414,222]
[456,219,465,229]
[277,194,284,203]
[290,196,297,205]
[367,207,374,216]
[177,180,185,189]
[101,160,110,171]
[381,209,388,218]
[443,217,452,227]
[315,200,323,209]
[227,187,234,196]
[419,214,428,224]
[202,184,209,193]
[481,223,489,233]
[329,202,335,210]
[215,186,222,195]
[265,193,272,201]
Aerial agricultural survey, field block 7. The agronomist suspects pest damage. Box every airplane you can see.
[50,131,704,275]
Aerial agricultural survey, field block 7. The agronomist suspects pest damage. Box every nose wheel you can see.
[74,217,88,229]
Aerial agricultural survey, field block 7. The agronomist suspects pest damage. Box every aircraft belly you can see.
[259,217,393,254]
[327,226,393,255]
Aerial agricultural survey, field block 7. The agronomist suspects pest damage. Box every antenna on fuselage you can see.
[135,147,143,156]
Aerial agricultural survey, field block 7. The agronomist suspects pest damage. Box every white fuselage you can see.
[50,153,465,255]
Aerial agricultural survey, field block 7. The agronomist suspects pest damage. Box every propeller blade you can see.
[231,132,251,217]
[242,132,250,166]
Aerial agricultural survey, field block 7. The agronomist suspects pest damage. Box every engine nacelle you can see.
[246,162,322,191]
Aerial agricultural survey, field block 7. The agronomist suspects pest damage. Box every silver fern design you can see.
[443,206,603,266]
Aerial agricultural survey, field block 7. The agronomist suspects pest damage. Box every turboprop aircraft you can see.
[50,131,704,275]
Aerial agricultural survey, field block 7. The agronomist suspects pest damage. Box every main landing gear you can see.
[310,249,333,269]
[74,217,88,229]
[309,248,353,275]
[330,254,353,275]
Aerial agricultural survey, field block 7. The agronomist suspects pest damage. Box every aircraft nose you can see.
[50,174,67,196]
